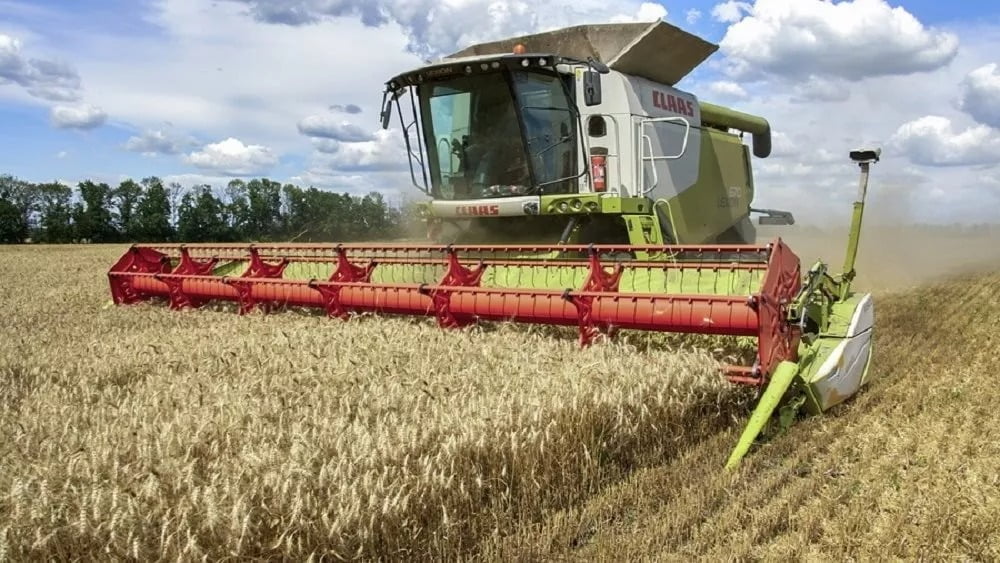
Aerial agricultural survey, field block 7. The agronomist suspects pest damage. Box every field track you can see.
[487,267,1000,560]
[1,231,999,560]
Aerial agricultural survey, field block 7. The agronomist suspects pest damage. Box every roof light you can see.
[513,43,527,54]
[521,59,530,67]
[538,58,547,66]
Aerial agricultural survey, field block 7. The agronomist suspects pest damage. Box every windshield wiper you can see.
[533,134,572,158]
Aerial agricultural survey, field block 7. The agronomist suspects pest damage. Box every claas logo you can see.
[456,205,500,216]
[652,91,695,117]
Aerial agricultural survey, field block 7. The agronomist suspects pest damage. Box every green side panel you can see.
[796,293,872,414]
[725,360,801,469]
[623,215,665,249]
[661,129,753,244]
[825,294,867,337]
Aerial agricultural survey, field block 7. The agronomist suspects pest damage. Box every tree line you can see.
[0,175,409,244]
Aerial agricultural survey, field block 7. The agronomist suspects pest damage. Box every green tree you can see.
[35,182,74,243]
[224,179,250,238]
[177,186,233,242]
[112,179,143,240]
[246,178,283,240]
[224,178,284,240]
[133,177,174,242]
[0,175,37,239]
[0,197,26,243]
[282,185,358,241]
[72,181,116,242]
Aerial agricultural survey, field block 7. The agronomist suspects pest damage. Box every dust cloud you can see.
[760,223,1000,291]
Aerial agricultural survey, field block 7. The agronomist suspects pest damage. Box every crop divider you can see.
[242,246,289,278]
[173,247,219,276]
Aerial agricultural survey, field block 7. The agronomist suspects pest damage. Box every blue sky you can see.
[2,0,1000,223]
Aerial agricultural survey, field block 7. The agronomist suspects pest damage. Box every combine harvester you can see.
[108,22,877,467]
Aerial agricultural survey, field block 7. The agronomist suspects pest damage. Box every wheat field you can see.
[2,228,999,560]
[1,244,753,560]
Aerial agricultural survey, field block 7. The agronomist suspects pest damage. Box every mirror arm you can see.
[379,90,392,129]
[586,57,611,74]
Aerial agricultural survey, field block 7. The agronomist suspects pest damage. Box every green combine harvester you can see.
[109,21,878,467]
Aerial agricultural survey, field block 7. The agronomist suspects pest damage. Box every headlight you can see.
[557,201,569,213]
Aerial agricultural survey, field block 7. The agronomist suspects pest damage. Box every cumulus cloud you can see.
[707,80,748,99]
[329,103,363,114]
[768,131,798,158]
[297,114,375,142]
[719,0,958,81]
[185,138,279,175]
[50,103,107,129]
[312,138,341,153]
[0,33,82,102]
[790,76,851,103]
[295,129,408,185]
[610,2,667,24]
[685,9,702,25]
[889,116,1000,167]
[123,129,196,155]
[227,0,670,58]
[959,64,1000,128]
[712,1,750,23]
[321,129,408,172]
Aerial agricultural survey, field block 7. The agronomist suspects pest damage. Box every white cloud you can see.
[959,63,1000,128]
[49,103,106,129]
[290,169,411,198]
[320,129,408,172]
[790,76,851,103]
[312,138,341,154]
[329,103,363,114]
[297,114,375,142]
[719,0,958,81]
[185,138,279,175]
[685,9,702,25]
[707,80,748,99]
[123,129,196,156]
[610,3,667,24]
[711,1,750,23]
[768,131,798,158]
[229,0,670,58]
[889,116,1000,167]
[291,128,409,191]
[0,33,82,101]
[74,2,420,157]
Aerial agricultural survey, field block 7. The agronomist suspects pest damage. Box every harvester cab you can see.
[108,21,880,468]
[381,21,789,246]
